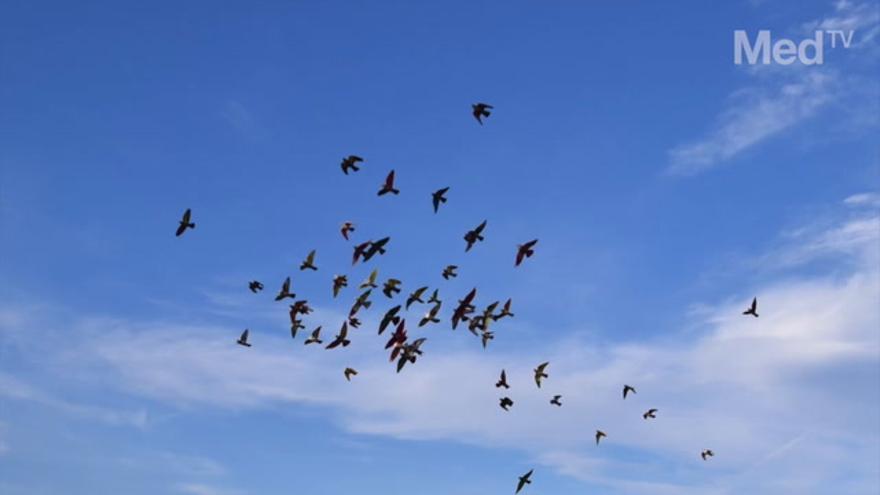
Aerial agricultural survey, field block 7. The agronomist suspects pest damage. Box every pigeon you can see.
[432,187,449,213]
[175,208,195,237]
[451,288,477,330]
[493,299,514,320]
[274,277,296,301]
[701,449,714,461]
[341,155,363,175]
[300,250,318,271]
[472,102,493,125]
[326,322,352,349]
[332,275,348,298]
[595,430,607,445]
[248,280,264,293]
[289,300,313,317]
[383,278,402,298]
[379,305,402,335]
[349,289,373,317]
[534,362,549,388]
[348,316,361,328]
[464,220,487,251]
[499,396,514,411]
[290,318,305,339]
[360,269,379,290]
[496,369,509,389]
[406,286,428,309]
[395,337,427,373]
[344,367,358,381]
[480,330,494,348]
[236,329,251,347]
[419,302,442,327]
[364,237,390,261]
[340,221,355,240]
[352,241,372,265]
[427,289,441,304]
[643,409,657,420]
[515,239,538,267]
[515,469,532,494]
[384,320,408,351]
[377,170,400,196]
[550,395,562,407]
[442,265,458,280]
[743,297,759,317]
[623,384,636,399]
[304,326,323,345]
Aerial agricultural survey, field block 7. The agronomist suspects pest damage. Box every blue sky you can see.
[1,1,878,494]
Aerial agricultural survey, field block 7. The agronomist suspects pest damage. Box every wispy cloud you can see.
[174,483,245,495]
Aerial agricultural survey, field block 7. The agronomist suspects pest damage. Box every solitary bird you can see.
[499,396,514,411]
[743,297,759,317]
[340,221,355,240]
[595,430,607,445]
[406,286,428,309]
[274,277,296,301]
[378,170,400,196]
[332,275,348,298]
[464,220,487,251]
[496,369,509,389]
[326,322,351,349]
[432,187,449,213]
[379,305,402,335]
[472,102,493,125]
[701,449,714,461]
[360,269,380,290]
[515,239,538,267]
[442,265,458,280]
[236,329,251,347]
[534,362,549,388]
[419,302,442,327]
[300,250,318,271]
[623,384,637,399]
[494,299,514,320]
[175,208,195,236]
[515,469,533,494]
[550,395,562,407]
[340,155,363,175]
[643,409,658,420]
[304,326,323,345]
[344,367,358,381]
[383,278,402,298]
[248,280,263,293]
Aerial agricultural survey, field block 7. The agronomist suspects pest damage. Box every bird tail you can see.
[189,223,196,229]
[343,339,351,347]
[391,188,400,195]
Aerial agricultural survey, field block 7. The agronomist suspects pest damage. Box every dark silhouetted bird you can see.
[643,409,657,420]
[383,278,402,298]
[472,103,493,125]
[379,305,402,335]
[623,384,636,399]
[595,430,607,445]
[348,316,361,328]
[236,329,251,347]
[304,326,323,345]
[701,449,714,461]
[274,277,296,301]
[442,265,458,280]
[378,170,400,196]
[326,322,351,349]
[494,299,514,320]
[360,269,379,290]
[499,396,514,411]
[300,250,318,271]
[432,187,449,213]
[349,289,373,317]
[341,155,363,175]
[419,302,441,327]
[743,297,759,317]
[290,318,305,339]
[364,237,390,261]
[332,275,348,298]
[550,395,562,407]
[175,208,195,236]
[427,289,441,304]
[248,280,263,293]
[496,369,509,389]
[515,239,538,267]
[534,362,549,388]
[395,337,427,373]
[344,367,358,381]
[352,241,371,265]
[384,320,408,351]
[406,286,428,309]
[451,288,477,329]
[341,221,355,240]
[515,469,532,494]
[481,330,494,349]
[464,220,487,251]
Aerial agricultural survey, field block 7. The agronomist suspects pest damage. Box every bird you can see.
[352,241,371,265]
[383,278,402,298]
[451,288,477,329]
[550,395,562,407]
[464,220,487,251]
[377,170,400,196]
[344,367,358,381]
[175,208,195,236]
[701,449,714,461]
[515,469,532,494]
[360,269,380,290]
[379,305,402,335]
[432,187,449,213]
[496,369,510,389]
[274,277,296,301]
[300,250,318,271]
[332,275,348,298]
[395,337,427,373]
[534,362,549,388]
[304,326,323,345]
[643,409,657,419]
[349,289,373,317]
[290,318,305,339]
[419,302,442,327]
[364,237,390,261]
[340,155,363,175]
[595,430,607,445]
[472,102,493,125]
[427,289,441,304]
[248,280,263,293]
[405,286,428,309]
[442,265,458,280]
[743,297,759,317]
[480,330,494,349]
[326,322,351,349]
[515,239,538,267]
[236,329,251,347]
[623,384,636,399]
[348,316,361,328]
[499,396,514,411]
[493,299,514,320]
[340,221,355,241]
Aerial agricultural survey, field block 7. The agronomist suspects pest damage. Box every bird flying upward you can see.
[464,220,487,251]
[360,269,380,290]
[743,297,759,317]
[515,239,538,267]
[326,322,351,349]
[332,275,348,297]
[534,362,549,388]
[442,265,458,280]
[432,187,449,213]
[304,326,323,345]
[515,469,532,494]
[595,430,607,445]
[623,384,637,399]
[378,170,400,196]
[175,208,195,236]
[274,277,296,301]
[300,250,318,271]
[344,367,358,381]
[472,102,493,125]
[236,329,251,347]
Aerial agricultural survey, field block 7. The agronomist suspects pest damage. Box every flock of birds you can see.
[173,104,759,492]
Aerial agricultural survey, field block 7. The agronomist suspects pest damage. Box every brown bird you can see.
[743,297,759,317]
[274,277,296,301]
[360,269,380,290]
[534,362,549,388]
[348,316,361,328]
[515,469,532,494]
[332,275,348,298]
[384,320,408,351]
[340,155,363,175]
[701,449,714,461]
[432,187,449,213]
[406,286,428,310]
[623,384,636,399]
[382,278,402,298]
[344,367,358,381]
[377,170,400,196]
[451,288,478,330]
[352,241,371,265]
[419,302,442,327]
[480,330,494,349]
[304,326,323,345]
[299,250,318,271]
[493,298,514,320]
[248,280,263,293]
[496,369,509,389]
[515,239,538,267]
[175,208,195,237]
[349,289,373,317]
[499,396,514,411]
[643,409,657,420]
[550,395,562,407]
[236,329,251,347]
[464,220,487,251]
[472,102,493,125]
[326,322,351,349]
[395,337,427,373]
[595,430,607,445]
[442,265,458,280]
[379,305,402,335]
[364,237,390,261]
[290,317,305,339]
[340,221,355,240]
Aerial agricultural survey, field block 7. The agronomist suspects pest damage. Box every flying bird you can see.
[595,430,607,445]
[643,409,657,419]
[377,170,400,196]
[743,297,759,317]
[442,265,458,280]
[496,369,509,389]
[550,395,562,407]
[481,330,494,349]
[427,289,441,304]
[304,326,323,345]
[349,289,373,316]
[451,288,477,329]
[274,277,296,301]
[344,367,358,381]
[360,269,380,290]
[326,322,351,349]
[406,286,428,309]
[383,278,402,298]
[364,237,390,260]
[352,241,371,265]
[701,449,714,461]
[332,275,348,297]
[248,280,263,293]
[340,221,355,240]
[493,298,514,320]
[499,396,514,411]
[236,329,251,347]
[472,102,493,125]
[290,318,305,339]
[464,220,487,251]
[340,155,363,175]
[175,208,195,236]
[515,239,538,267]
[379,305,402,335]
[348,316,361,328]
[623,384,636,399]
[300,250,318,271]
[432,187,449,213]
[534,362,549,388]
[515,469,532,494]
[419,302,442,327]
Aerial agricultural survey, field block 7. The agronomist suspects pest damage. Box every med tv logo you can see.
[734,30,855,65]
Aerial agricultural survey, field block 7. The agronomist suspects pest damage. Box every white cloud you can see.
[174,483,244,495]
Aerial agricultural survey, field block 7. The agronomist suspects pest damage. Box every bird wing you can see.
[175,223,187,236]
[384,170,395,188]
[181,208,191,223]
